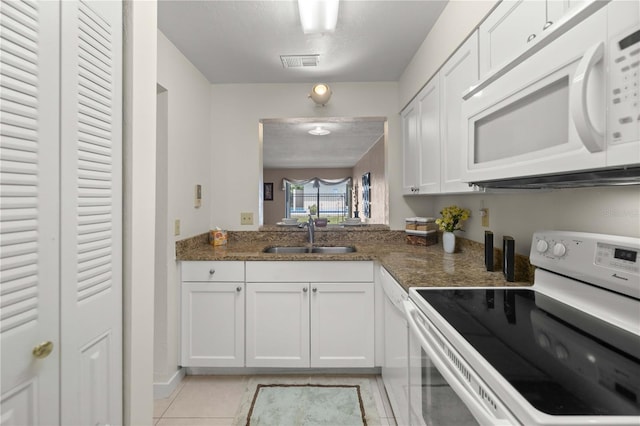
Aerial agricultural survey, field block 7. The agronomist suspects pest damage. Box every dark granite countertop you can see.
[176,230,533,292]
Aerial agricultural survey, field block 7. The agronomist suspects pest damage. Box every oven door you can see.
[404,300,515,426]
[461,7,607,184]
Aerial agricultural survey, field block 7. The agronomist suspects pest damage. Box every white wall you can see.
[209,82,414,230]
[155,32,212,385]
[415,187,640,256]
[123,1,157,423]
[399,0,498,109]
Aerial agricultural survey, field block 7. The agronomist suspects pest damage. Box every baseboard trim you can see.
[184,367,381,376]
[153,368,185,399]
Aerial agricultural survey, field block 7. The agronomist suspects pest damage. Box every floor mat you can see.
[233,376,381,426]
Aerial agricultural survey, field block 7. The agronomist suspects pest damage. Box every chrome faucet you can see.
[299,214,315,244]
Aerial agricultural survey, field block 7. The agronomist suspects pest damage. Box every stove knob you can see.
[555,344,569,360]
[536,240,549,253]
[537,333,550,348]
[553,243,567,257]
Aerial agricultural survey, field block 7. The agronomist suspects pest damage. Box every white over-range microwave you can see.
[461,0,640,188]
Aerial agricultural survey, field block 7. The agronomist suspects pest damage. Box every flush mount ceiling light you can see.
[298,0,340,35]
[308,83,332,106]
[308,126,330,136]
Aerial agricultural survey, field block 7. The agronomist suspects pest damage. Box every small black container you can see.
[503,236,515,282]
[484,231,494,271]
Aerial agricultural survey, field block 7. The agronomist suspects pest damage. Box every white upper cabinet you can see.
[479,0,576,78]
[401,31,479,195]
[401,102,419,194]
[416,78,441,194]
[440,31,479,193]
[401,77,440,195]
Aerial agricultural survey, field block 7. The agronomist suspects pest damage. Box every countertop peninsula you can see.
[176,226,533,291]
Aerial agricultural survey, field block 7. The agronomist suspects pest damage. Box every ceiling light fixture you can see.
[298,0,340,35]
[308,83,332,106]
[308,126,330,136]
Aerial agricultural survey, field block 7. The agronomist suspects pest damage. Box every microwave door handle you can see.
[570,42,605,153]
[403,301,511,426]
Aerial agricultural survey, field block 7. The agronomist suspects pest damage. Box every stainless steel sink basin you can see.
[263,246,356,254]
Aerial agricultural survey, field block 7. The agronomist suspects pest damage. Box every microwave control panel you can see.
[609,22,640,145]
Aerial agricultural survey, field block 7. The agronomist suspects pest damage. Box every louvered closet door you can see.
[59,1,122,425]
[0,1,61,424]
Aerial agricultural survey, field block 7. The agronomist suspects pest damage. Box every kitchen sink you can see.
[263,246,356,254]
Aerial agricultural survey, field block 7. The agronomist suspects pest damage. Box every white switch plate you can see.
[174,219,181,236]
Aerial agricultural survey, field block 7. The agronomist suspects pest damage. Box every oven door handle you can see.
[403,301,512,426]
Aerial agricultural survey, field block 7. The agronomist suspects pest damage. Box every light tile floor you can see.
[154,375,397,426]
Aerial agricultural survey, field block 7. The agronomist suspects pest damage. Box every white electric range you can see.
[405,231,640,426]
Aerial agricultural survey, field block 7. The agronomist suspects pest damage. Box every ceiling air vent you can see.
[280,54,319,68]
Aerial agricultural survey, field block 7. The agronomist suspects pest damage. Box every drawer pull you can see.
[236,286,242,292]
[303,287,308,293]
[543,20,553,30]
[312,287,317,293]
[209,269,215,275]
[527,33,536,43]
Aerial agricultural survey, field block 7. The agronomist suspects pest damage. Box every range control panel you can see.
[531,231,640,299]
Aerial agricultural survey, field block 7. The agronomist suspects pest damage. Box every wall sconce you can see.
[298,0,340,34]
[308,83,332,106]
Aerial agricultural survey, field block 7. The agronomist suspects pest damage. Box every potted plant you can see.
[435,205,470,253]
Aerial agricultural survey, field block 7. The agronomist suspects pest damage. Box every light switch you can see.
[194,184,202,208]
[174,219,181,236]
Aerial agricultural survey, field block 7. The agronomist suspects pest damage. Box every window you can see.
[284,177,351,224]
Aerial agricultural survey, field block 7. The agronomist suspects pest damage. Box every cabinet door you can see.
[440,31,478,193]
[479,0,546,78]
[310,283,374,368]
[181,282,244,367]
[401,101,419,194]
[246,283,310,368]
[417,78,441,194]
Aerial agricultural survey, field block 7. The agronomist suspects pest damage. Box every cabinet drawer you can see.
[246,261,374,282]
[181,261,244,282]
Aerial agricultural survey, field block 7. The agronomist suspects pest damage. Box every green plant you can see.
[309,204,317,215]
[436,205,470,232]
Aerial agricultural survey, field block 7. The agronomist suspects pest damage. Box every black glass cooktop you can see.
[415,288,640,416]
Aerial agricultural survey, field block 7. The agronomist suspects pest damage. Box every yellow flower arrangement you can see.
[435,205,471,233]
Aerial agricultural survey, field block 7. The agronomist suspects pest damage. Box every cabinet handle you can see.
[209,269,215,275]
[303,287,308,293]
[527,33,536,43]
[312,287,317,293]
[236,286,242,292]
[543,21,553,30]
[33,341,54,359]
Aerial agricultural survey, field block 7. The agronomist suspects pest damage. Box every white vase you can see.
[443,232,456,253]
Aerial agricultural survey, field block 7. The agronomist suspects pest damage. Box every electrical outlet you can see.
[174,219,181,236]
[240,212,254,225]
[480,208,490,228]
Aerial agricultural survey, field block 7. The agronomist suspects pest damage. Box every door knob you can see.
[32,341,54,359]
[236,286,242,292]
[303,287,308,293]
[312,287,317,293]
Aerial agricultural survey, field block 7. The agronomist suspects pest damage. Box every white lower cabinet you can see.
[310,283,375,368]
[245,261,375,369]
[181,262,245,367]
[245,282,310,368]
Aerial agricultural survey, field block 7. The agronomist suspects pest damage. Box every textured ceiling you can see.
[262,118,384,168]
[158,0,447,168]
[157,0,448,84]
